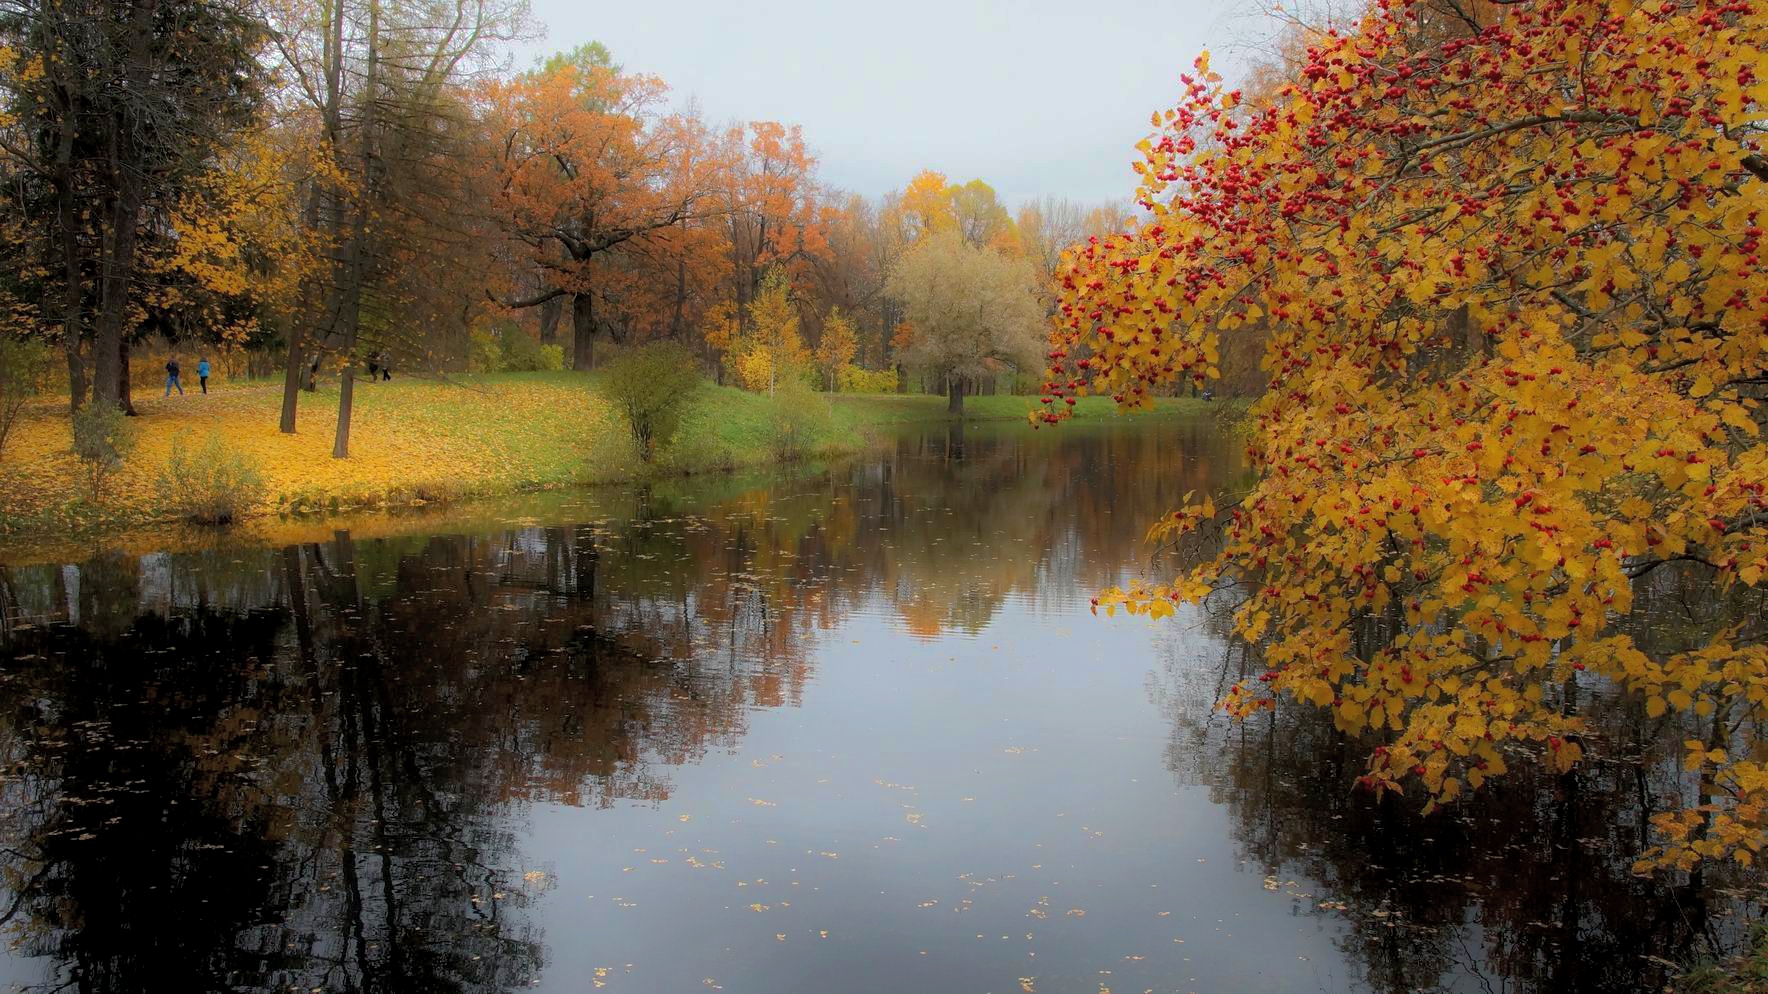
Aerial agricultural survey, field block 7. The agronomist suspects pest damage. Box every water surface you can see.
[0,418,1756,993]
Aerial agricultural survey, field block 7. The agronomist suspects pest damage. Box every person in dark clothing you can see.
[197,357,210,394]
[165,358,184,397]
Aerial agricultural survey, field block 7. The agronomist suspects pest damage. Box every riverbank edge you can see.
[0,375,1220,557]
[1674,926,1768,994]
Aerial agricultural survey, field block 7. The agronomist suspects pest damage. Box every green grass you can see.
[649,381,869,473]
[826,391,1215,424]
[635,384,1213,474]
[0,370,1221,546]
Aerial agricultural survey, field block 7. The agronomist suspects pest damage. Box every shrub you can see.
[468,322,563,373]
[499,325,558,371]
[602,342,703,461]
[71,404,134,502]
[768,380,832,462]
[0,338,51,465]
[836,364,898,394]
[154,431,267,524]
[468,328,503,373]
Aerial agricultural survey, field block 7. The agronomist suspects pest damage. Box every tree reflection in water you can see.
[0,420,1214,994]
[1,418,1751,994]
[1155,560,1767,993]
[0,521,818,993]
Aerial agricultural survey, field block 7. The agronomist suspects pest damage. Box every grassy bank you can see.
[1675,929,1768,994]
[0,371,1209,542]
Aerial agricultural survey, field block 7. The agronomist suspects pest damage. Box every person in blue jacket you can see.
[198,357,211,394]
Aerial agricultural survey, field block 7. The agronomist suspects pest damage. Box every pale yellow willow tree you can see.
[888,229,1043,413]
[1040,0,1767,871]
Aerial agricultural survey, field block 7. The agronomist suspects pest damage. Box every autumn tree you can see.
[1044,0,1768,870]
[265,0,523,455]
[887,229,1042,413]
[1017,197,1131,282]
[895,168,957,241]
[726,266,809,395]
[141,127,320,370]
[0,0,271,412]
[814,306,857,390]
[482,51,720,371]
[721,121,826,335]
[587,109,732,350]
[948,178,1019,253]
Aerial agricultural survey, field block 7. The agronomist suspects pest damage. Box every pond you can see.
[0,417,1758,994]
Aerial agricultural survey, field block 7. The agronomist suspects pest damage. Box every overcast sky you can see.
[517,0,1269,208]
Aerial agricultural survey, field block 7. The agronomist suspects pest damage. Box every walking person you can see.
[165,357,184,397]
[197,357,210,394]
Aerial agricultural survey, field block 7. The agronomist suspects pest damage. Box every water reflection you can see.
[0,420,1231,993]
[0,417,1756,994]
[1155,561,1766,993]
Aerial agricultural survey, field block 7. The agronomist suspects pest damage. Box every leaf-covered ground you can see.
[0,371,1206,542]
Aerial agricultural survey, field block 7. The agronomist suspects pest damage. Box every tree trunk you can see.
[538,296,561,346]
[571,291,595,371]
[91,176,144,410]
[47,9,85,413]
[117,338,135,416]
[332,368,354,459]
[62,327,86,414]
[280,332,303,433]
[55,136,86,413]
[947,375,965,415]
[88,3,154,411]
[671,239,687,340]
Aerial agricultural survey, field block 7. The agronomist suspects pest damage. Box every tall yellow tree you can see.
[729,267,810,395]
[897,169,957,241]
[814,307,858,391]
[1043,0,1768,871]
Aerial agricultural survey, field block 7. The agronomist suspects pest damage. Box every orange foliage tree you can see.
[720,122,829,335]
[1044,0,1767,870]
[481,55,723,370]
